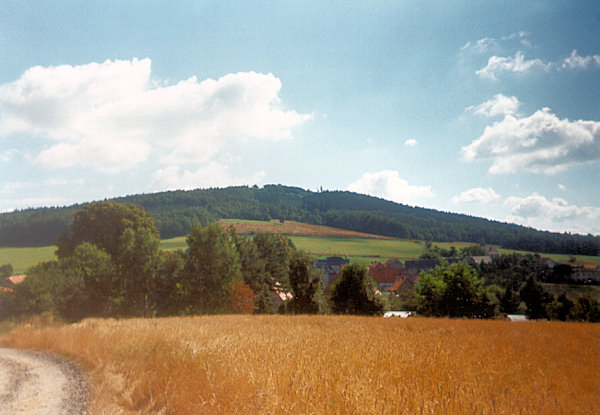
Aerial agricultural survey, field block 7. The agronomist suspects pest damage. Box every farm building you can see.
[316,256,349,285]
[536,257,556,268]
[570,265,600,284]
[464,256,492,266]
[5,274,27,285]
[484,245,499,258]
[505,314,528,322]
[404,259,441,276]
[383,311,415,318]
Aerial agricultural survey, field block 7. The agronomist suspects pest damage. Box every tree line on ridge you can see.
[0,185,598,256]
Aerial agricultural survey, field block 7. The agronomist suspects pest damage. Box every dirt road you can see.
[0,348,89,414]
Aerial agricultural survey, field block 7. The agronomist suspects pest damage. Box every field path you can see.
[0,348,89,415]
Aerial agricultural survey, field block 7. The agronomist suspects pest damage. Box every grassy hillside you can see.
[3,218,600,274]
[1,315,597,414]
[2,185,598,256]
[0,246,57,274]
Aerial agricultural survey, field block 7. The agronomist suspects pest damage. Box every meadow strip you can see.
[0,316,598,414]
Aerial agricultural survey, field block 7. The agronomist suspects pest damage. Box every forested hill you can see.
[1,185,598,255]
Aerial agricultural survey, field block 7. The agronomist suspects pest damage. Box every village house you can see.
[315,256,349,285]
[536,257,556,268]
[369,262,404,292]
[404,259,441,276]
[5,274,27,285]
[570,265,600,284]
[464,255,492,266]
[484,245,499,259]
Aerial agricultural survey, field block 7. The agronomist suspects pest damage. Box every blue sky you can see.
[1,1,599,235]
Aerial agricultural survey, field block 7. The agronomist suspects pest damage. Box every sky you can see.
[1,1,599,236]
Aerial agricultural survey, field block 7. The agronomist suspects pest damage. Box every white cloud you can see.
[561,50,600,70]
[466,94,520,117]
[347,170,433,205]
[462,108,600,174]
[504,193,600,224]
[404,139,417,146]
[475,52,549,80]
[451,187,500,204]
[0,58,311,172]
[461,32,529,53]
[1,197,74,212]
[1,178,85,194]
[151,162,266,191]
[558,184,566,191]
[0,148,19,162]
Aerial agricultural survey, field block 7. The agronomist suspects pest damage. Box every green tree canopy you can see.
[57,201,159,259]
[288,250,323,314]
[415,262,495,318]
[330,263,385,315]
[181,223,241,314]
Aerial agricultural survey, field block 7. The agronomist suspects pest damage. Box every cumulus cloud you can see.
[151,162,266,191]
[462,108,600,174]
[466,94,520,117]
[404,139,417,146]
[475,52,549,80]
[504,193,600,223]
[451,187,500,204]
[347,170,433,205]
[561,50,600,70]
[0,58,311,172]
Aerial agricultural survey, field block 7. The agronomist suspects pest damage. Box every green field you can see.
[1,235,598,274]
[0,246,57,274]
[498,248,600,265]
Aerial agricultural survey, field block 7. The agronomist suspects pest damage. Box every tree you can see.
[153,250,186,316]
[569,296,600,322]
[181,223,241,314]
[253,233,296,286]
[0,263,13,279]
[234,234,271,313]
[549,293,573,321]
[330,263,385,315]
[251,233,297,313]
[57,201,159,259]
[460,245,486,257]
[415,262,495,318]
[230,281,255,314]
[116,227,162,316]
[498,282,521,314]
[61,242,117,318]
[55,201,163,317]
[288,251,322,314]
[520,276,552,319]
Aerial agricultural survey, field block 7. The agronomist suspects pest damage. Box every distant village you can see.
[316,245,600,294]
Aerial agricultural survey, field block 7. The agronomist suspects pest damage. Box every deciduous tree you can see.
[330,263,385,315]
[288,251,322,314]
[181,223,241,314]
[415,262,495,318]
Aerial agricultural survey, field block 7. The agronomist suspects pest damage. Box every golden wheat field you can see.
[0,315,598,414]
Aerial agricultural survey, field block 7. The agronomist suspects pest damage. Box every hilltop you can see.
[0,185,598,255]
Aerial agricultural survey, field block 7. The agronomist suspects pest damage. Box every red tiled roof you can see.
[369,263,401,283]
[6,274,27,285]
[389,279,404,292]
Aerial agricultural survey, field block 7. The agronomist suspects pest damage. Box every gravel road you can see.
[0,348,89,415]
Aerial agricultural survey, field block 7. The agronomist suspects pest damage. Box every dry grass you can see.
[0,316,598,414]
[217,219,394,239]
